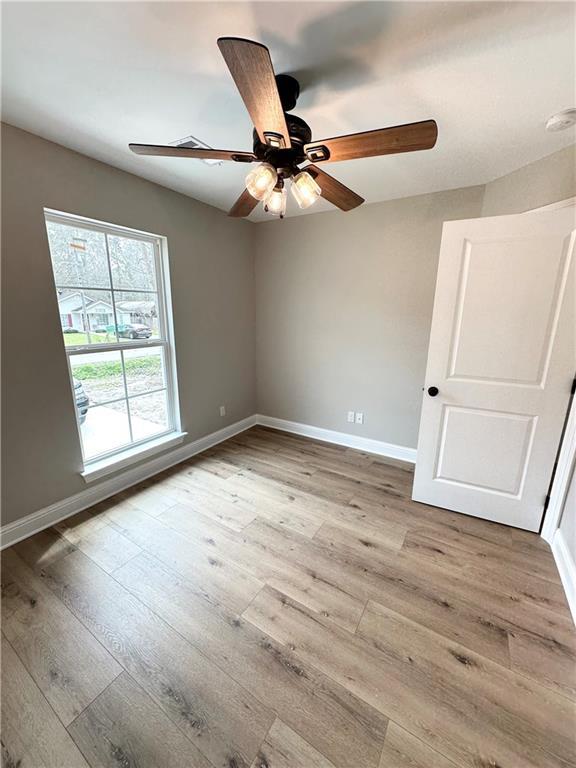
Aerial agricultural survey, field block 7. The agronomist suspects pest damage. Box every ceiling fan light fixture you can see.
[264,184,287,218]
[245,162,277,200]
[291,171,321,209]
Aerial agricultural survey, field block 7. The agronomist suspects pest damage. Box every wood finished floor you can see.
[2,426,575,768]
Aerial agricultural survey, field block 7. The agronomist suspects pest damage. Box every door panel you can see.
[413,206,576,531]
[448,236,568,385]
[435,406,535,496]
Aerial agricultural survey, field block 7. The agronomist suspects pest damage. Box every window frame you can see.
[44,208,183,472]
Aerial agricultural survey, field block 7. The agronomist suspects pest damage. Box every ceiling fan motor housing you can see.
[253,113,312,176]
[275,74,300,112]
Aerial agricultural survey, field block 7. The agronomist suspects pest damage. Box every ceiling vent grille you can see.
[169,135,223,165]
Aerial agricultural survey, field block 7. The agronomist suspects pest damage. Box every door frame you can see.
[529,195,576,623]
[541,394,576,624]
[525,196,576,542]
[541,395,576,544]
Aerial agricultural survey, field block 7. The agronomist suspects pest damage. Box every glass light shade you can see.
[291,171,321,209]
[264,186,287,217]
[245,163,277,201]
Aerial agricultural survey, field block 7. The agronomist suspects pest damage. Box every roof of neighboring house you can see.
[84,300,114,313]
[58,291,155,315]
[115,300,156,313]
[57,290,113,313]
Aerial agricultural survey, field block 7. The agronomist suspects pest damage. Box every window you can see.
[44,210,182,472]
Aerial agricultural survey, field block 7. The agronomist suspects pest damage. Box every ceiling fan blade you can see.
[217,37,291,148]
[304,165,364,211]
[304,120,438,163]
[228,188,259,218]
[129,144,256,162]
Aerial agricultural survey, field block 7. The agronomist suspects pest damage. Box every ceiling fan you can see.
[129,37,438,219]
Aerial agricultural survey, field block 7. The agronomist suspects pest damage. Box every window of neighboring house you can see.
[44,209,182,474]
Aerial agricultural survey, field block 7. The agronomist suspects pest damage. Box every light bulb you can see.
[291,171,321,209]
[245,163,277,201]
[264,186,287,218]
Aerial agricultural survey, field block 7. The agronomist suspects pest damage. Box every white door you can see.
[413,205,576,531]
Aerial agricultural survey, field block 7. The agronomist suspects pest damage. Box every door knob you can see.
[427,386,439,397]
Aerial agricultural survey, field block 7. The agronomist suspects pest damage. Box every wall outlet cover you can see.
[355,412,364,424]
[347,411,355,423]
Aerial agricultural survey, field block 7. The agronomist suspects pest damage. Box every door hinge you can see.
[571,377,576,396]
[543,493,551,511]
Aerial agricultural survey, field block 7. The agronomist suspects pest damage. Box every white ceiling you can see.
[2,1,575,222]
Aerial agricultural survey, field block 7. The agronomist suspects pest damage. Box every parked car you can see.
[93,324,108,333]
[62,326,79,333]
[117,323,152,339]
[74,378,89,424]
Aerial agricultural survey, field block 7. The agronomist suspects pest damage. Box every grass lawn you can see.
[63,330,159,347]
[73,355,162,379]
[63,331,111,346]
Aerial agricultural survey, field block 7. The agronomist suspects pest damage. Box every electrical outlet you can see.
[355,412,364,425]
[347,411,355,423]
[219,405,226,417]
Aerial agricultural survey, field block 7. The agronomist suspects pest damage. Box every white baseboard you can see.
[255,414,417,464]
[551,529,576,626]
[0,415,257,550]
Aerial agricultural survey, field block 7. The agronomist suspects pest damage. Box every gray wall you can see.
[482,144,576,216]
[3,122,575,528]
[254,144,576,450]
[255,187,485,448]
[1,123,256,525]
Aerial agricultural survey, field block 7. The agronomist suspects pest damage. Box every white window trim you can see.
[44,209,183,478]
[81,430,188,483]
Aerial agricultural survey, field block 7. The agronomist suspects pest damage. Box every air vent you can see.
[169,135,223,165]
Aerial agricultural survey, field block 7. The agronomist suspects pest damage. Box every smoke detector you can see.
[545,109,576,132]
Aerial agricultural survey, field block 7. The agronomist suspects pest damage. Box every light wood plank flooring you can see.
[2,426,575,768]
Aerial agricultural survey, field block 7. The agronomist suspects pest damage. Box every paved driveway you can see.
[81,404,164,458]
[75,346,160,364]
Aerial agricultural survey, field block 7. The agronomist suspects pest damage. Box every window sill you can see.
[81,431,187,483]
